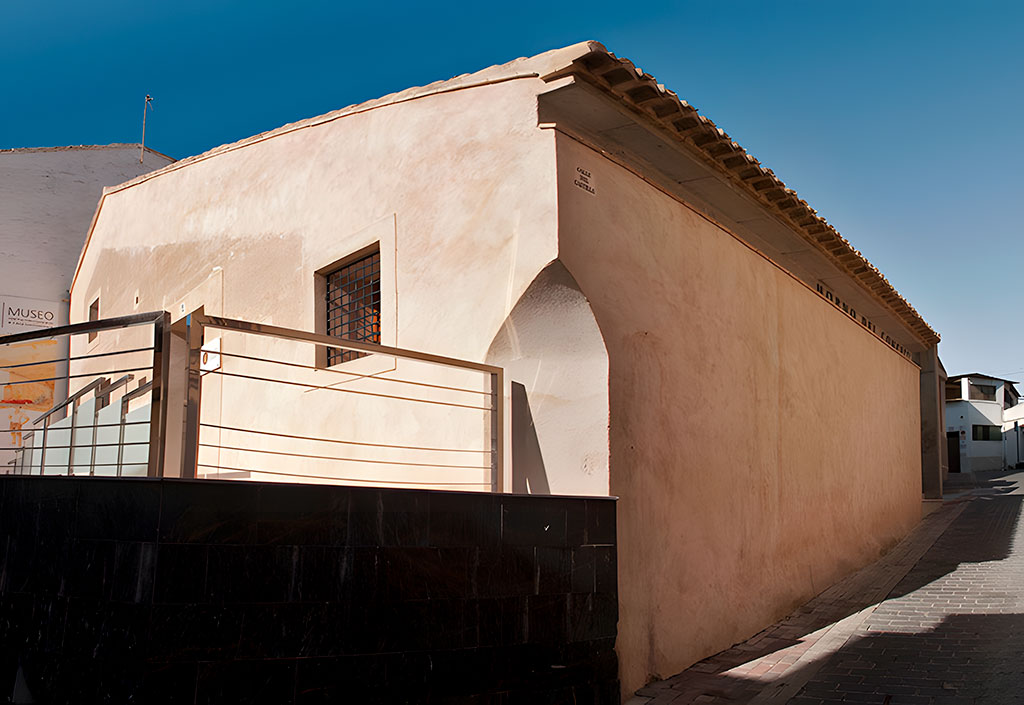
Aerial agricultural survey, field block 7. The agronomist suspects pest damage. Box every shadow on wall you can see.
[511,381,550,494]
[486,260,609,497]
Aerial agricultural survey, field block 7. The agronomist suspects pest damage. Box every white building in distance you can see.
[945,373,1021,473]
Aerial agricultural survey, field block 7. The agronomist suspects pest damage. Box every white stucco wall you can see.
[1,145,174,312]
[1,145,173,472]
[72,80,564,491]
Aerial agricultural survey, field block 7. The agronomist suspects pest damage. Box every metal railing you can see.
[2,310,504,492]
[182,313,504,492]
[0,311,170,477]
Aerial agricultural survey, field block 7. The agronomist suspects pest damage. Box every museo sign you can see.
[0,294,62,335]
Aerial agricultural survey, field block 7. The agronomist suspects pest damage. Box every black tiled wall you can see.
[0,477,618,704]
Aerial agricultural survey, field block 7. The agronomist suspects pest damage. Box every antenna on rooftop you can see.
[140,94,153,163]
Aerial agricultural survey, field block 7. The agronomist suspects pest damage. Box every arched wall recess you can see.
[486,260,610,496]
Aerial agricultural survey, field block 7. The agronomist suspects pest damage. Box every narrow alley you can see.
[633,471,1024,705]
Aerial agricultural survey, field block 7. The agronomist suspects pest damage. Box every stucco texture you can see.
[72,79,559,490]
[554,132,921,697]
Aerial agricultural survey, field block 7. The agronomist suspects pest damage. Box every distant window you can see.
[972,425,1002,441]
[968,383,997,402]
[325,249,381,365]
[946,382,962,401]
[87,297,100,343]
[1005,388,1018,410]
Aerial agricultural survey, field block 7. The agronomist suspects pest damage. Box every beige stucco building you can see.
[69,42,943,699]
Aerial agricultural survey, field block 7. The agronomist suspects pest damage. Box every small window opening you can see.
[326,250,381,365]
[88,297,100,343]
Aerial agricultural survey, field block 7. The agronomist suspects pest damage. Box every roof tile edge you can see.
[543,43,939,347]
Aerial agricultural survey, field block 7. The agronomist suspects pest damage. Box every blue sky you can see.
[3,1,1021,377]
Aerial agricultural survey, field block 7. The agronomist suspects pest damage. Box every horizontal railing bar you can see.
[199,423,488,454]
[5,366,153,389]
[0,441,149,451]
[33,376,109,424]
[197,462,492,486]
[28,463,148,469]
[0,311,165,346]
[214,350,489,397]
[14,420,150,433]
[123,380,154,404]
[204,369,492,411]
[198,442,490,470]
[0,346,154,371]
[200,314,502,375]
[95,373,135,399]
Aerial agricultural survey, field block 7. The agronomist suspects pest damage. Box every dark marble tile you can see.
[378,488,430,547]
[526,594,568,645]
[429,491,501,547]
[294,655,386,704]
[592,592,618,640]
[205,545,298,604]
[476,545,534,598]
[424,647,505,697]
[568,592,599,642]
[237,603,324,659]
[566,500,586,546]
[159,480,260,544]
[153,543,208,603]
[8,530,75,595]
[585,499,616,546]
[6,478,78,542]
[110,541,156,604]
[594,545,617,594]
[536,547,570,594]
[62,598,149,659]
[148,604,244,661]
[29,596,69,654]
[0,592,33,650]
[75,479,161,542]
[571,546,596,594]
[377,546,471,601]
[256,483,348,545]
[347,489,383,546]
[297,545,350,602]
[67,539,115,599]
[501,498,566,547]
[196,659,297,705]
[468,598,501,649]
[135,662,198,705]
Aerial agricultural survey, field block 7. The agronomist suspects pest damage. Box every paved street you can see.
[632,471,1024,705]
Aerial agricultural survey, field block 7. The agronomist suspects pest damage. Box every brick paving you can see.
[630,471,1024,705]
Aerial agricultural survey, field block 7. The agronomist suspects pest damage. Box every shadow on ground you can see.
[787,613,1024,704]
[636,472,1024,704]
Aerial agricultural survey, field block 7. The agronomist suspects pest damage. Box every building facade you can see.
[68,43,941,698]
[0,145,174,470]
[945,373,1021,473]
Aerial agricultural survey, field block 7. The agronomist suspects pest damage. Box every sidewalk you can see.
[629,471,1024,704]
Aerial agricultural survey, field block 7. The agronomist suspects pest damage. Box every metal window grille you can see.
[326,251,381,365]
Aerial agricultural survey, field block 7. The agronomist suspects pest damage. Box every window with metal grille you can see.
[326,250,381,365]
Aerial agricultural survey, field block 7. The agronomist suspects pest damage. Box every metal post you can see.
[490,370,504,493]
[180,313,205,479]
[117,395,128,478]
[67,400,78,476]
[39,417,49,476]
[88,393,100,476]
[147,312,171,477]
